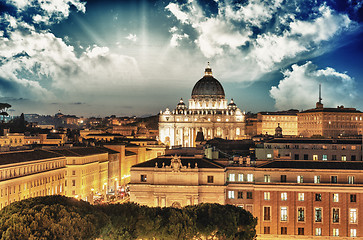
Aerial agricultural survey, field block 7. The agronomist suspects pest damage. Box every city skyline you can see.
[0,0,362,117]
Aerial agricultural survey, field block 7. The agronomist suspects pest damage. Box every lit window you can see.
[298,207,305,221]
[264,192,270,200]
[333,228,339,237]
[267,153,272,159]
[333,194,339,202]
[281,192,287,201]
[298,193,304,201]
[332,208,340,223]
[341,155,347,161]
[247,174,254,182]
[297,175,303,183]
[264,175,270,183]
[238,174,244,181]
[352,145,356,150]
[228,190,234,199]
[315,208,322,222]
[280,207,287,221]
[322,155,327,161]
[313,155,318,160]
[348,176,355,184]
[229,173,235,182]
[315,193,322,201]
[351,229,357,237]
[314,175,320,183]
[315,228,322,236]
[350,209,357,224]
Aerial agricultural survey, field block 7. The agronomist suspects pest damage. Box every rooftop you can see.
[259,160,363,170]
[132,156,224,169]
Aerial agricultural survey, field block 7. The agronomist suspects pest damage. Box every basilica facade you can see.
[159,64,245,147]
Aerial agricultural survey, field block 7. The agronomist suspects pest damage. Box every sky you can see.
[0,0,362,117]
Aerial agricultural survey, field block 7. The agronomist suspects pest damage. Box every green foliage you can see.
[0,196,256,240]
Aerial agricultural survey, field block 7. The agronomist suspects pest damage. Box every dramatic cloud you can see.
[166,1,355,79]
[0,1,142,104]
[270,62,357,110]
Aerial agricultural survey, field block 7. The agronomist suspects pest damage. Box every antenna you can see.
[319,84,322,104]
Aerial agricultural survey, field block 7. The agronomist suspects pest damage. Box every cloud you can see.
[169,27,188,47]
[165,0,356,80]
[270,62,357,110]
[8,0,86,24]
[125,33,137,42]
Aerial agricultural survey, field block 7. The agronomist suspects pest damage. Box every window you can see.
[350,194,357,202]
[332,155,337,160]
[281,192,287,201]
[280,175,286,182]
[298,228,304,235]
[331,176,337,183]
[315,193,322,201]
[72,170,75,175]
[351,229,357,237]
[229,173,235,182]
[281,227,287,235]
[333,228,339,237]
[315,228,322,236]
[264,226,270,234]
[247,192,253,199]
[298,193,304,201]
[314,175,320,183]
[322,155,327,161]
[237,191,243,199]
[264,175,270,183]
[247,174,253,182]
[332,208,340,223]
[72,180,75,186]
[350,209,357,223]
[333,193,339,202]
[351,155,356,161]
[264,206,271,221]
[341,155,347,161]
[298,208,305,222]
[207,176,214,183]
[348,176,354,184]
[267,153,272,159]
[281,207,287,221]
[297,176,303,183]
[228,191,234,199]
[141,175,147,182]
[313,155,318,160]
[264,192,270,200]
[303,154,308,160]
[237,174,243,181]
[315,208,322,222]
[294,154,299,160]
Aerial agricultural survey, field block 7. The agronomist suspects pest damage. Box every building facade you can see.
[130,156,363,239]
[129,155,225,207]
[255,138,363,161]
[298,102,363,138]
[159,64,245,147]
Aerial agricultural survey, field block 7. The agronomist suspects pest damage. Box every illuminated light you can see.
[91,188,94,191]
[121,174,131,180]
[217,118,221,122]
[208,118,210,121]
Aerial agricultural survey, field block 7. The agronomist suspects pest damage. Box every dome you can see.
[191,63,225,99]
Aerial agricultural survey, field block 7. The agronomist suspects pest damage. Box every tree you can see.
[0,103,11,123]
